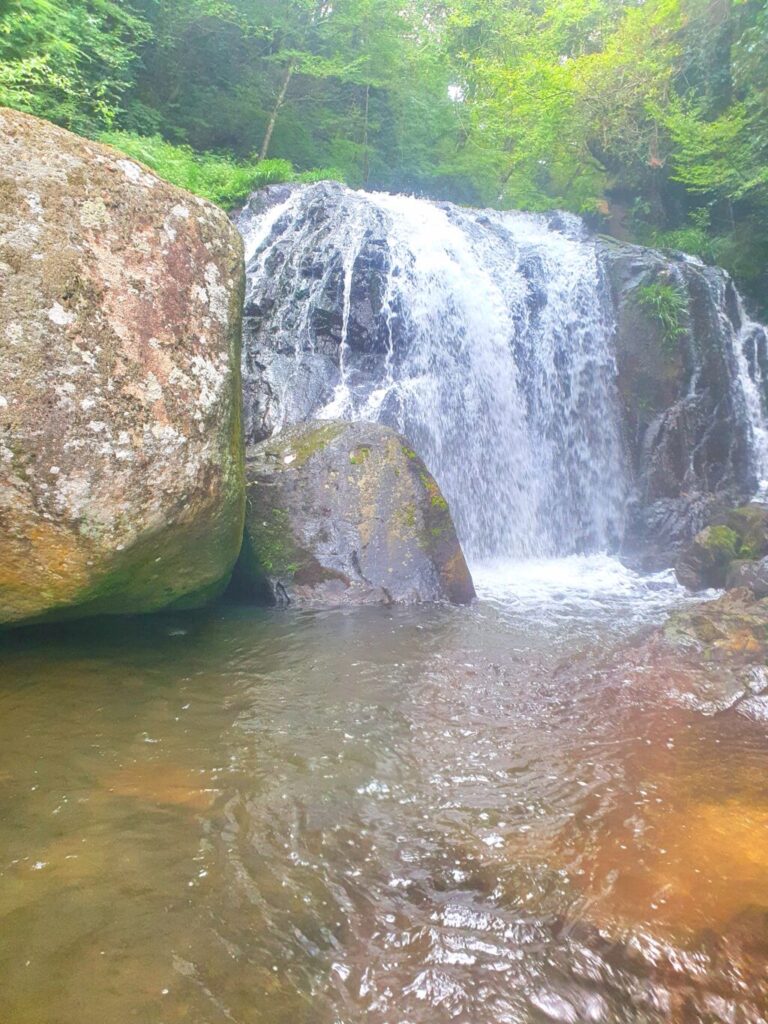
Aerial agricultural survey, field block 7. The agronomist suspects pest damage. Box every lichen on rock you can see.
[233,420,475,608]
[0,108,246,625]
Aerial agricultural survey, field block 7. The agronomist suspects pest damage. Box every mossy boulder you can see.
[676,525,742,590]
[723,504,768,560]
[0,108,245,626]
[675,503,768,590]
[234,420,475,607]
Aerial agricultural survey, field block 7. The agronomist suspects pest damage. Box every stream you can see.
[2,558,767,1023]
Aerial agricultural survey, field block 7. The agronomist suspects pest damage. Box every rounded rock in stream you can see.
[234,420,476,607]
[0,108,245,626]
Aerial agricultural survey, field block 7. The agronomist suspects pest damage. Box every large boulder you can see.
[0,108,245,625]
[234,420,475,607]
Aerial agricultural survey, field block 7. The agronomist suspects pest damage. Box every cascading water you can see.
[237,182,768,578]
[731,297,768,494]
[237,184,628,562]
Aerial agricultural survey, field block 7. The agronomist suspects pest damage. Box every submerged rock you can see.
[557,587,768,717]
[657,589,768,713]
[0,108,245,626]
[234,420,475,607]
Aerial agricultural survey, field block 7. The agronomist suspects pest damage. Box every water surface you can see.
[1,559,767,1023]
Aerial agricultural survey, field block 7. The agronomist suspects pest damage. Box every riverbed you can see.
[1,558,766,1023]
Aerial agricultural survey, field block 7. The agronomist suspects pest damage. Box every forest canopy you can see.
[1,0,766,308]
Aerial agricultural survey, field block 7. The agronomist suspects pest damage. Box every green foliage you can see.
[0,0,151,131]
[636,281,689,351]
[0,0,766,307]
[100,131,340,207]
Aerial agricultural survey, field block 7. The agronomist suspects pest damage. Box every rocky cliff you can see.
[600,239,766,567]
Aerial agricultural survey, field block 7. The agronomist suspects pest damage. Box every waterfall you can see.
[732,301,768,495]
[237,184,627,562]
[236,182,768,565]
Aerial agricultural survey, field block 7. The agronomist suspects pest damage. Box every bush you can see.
[99,131,342,208]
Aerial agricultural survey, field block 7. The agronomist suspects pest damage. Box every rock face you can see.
[600,239,765,566]
[235,420,475,607]
[236,182,392,444]
[0,108,245,625]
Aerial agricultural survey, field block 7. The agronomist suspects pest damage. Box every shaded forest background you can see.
[1,0,766,310]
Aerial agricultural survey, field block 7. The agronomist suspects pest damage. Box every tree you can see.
[0,0,151,131]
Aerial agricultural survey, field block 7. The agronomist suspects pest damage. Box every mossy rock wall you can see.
[0,108,246,626]
[599,239,755,568]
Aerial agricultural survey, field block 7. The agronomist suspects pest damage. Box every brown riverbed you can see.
[0,558,766,1023]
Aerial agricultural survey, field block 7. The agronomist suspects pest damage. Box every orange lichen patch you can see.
[0,521,93,618]
[103,763,219,812]
[713,629,763,656]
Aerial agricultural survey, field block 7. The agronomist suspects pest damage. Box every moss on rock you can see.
[675,504,768,591]
[236,420,475,608]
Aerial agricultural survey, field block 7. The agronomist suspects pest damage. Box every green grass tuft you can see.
[99,131,342,209]
[635,280,688,352]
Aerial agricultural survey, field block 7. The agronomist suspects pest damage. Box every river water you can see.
[2,558,767,1023]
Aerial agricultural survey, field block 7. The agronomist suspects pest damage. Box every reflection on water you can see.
[0,558,766,1023]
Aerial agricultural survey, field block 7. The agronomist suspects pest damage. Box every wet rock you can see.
[234,420,475,607]
[675,524,741,590]
[726,556,768,597]
[600,239,758,567]
[569,588,768,716]
[236,183,394,443]
[722,502,768,557]
[657,589,768,712]
[675,503,768,590]
[0,108,245,626]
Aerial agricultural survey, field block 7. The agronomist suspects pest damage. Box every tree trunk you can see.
[259,61,296,162]
[362,84,370,185]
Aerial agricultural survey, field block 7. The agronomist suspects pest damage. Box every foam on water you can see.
[473,553,693,626]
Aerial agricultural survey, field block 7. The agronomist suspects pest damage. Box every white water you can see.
[473,553,692,626]
[734,308,768,495]
[239,187,627,563]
